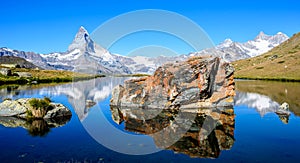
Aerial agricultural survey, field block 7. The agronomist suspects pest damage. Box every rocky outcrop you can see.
[0,68,12,76]
[111,56,235,109]
[0,98,72,119]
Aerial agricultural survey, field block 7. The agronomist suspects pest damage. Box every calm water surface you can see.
[0,78,300,162]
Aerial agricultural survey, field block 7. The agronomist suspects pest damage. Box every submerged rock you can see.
[110,56,235,109]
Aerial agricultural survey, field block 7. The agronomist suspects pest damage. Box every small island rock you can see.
[0,98,71,119]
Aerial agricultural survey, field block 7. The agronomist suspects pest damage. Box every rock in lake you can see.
[110,56,235,109]
[0,98,72,119]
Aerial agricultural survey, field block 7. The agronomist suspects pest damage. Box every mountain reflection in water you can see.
[0,78,300,161]
[235,80,300,116]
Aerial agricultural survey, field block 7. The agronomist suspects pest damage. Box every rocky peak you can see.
[255,31,272,41]
[217,38,233,49]
[269,32,289,45]
[68,26,95,53]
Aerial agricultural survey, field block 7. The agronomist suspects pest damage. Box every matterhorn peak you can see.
[68,26,94,52]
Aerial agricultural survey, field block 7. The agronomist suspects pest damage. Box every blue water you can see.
[0,78,299,162]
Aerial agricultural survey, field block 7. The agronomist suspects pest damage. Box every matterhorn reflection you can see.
[0,77,129,121]
[111,106,235,158]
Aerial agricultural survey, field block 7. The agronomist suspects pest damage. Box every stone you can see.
[275,102,290,124]
[0,98,72,120]
[0,68,12,76]
[279,102,289,111]
[110,56,235,109]
[14,72,32,78]
[85,100,96,109]
[43,103,72,119]
[0,99,29,116]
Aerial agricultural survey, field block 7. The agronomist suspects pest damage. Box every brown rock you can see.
[110,56,235,109]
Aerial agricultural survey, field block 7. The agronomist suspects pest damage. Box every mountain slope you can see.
[0,56,40,69]
[233,32,300,81]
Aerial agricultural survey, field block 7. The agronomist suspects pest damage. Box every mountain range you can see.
[0,26,289,74]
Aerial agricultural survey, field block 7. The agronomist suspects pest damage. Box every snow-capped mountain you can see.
[0,28,289,74]
[112,54,186,74]
[190,31,289,61]
[0,47,52,69]
[40,26,131,74]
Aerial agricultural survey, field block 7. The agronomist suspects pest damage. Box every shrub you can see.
[28,97,53,119]
[29,97,51,111]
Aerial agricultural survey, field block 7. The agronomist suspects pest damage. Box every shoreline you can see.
[234,77,300,82]
[0,75,105,85]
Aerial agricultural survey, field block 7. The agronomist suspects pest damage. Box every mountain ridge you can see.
[0,27,290,74]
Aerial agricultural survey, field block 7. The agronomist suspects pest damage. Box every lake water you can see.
[0,78,300,162]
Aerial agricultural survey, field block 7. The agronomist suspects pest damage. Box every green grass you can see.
[0,68,105,85]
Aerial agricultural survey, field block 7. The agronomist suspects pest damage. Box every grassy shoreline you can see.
[234,76,300,82]
[0,68,105,85]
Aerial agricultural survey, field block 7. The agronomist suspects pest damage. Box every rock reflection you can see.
[0,116,71,137]
[111,106,235,158]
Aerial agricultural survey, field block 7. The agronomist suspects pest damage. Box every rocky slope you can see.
[110,56,235,109]
[233,32,300,80]
[0,56,40,69]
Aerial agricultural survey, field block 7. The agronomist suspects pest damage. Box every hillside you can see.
[233,32,300,81]
[0,56,40,69]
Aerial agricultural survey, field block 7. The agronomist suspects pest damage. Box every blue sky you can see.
[0,0,299,55]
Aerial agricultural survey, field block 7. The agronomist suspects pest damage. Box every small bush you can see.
[278,60,285,64]
[29,98,51,111]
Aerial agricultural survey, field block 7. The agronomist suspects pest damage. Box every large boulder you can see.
[110,56,235,109]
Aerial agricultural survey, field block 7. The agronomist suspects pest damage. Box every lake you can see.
[0,78,300,162]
